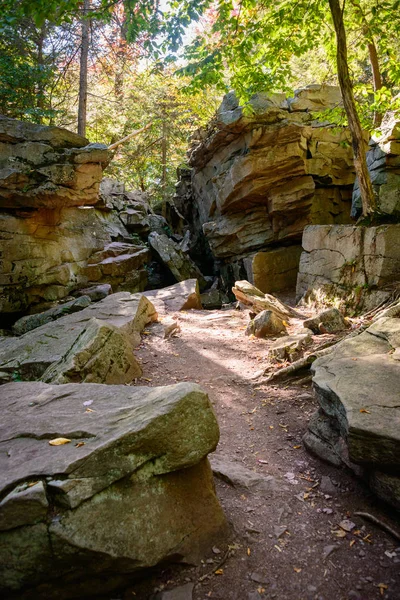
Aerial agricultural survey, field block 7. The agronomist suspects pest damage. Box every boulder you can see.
[232,280,299,320]
[0,381,227,597]
[143,280,203,314]
[148,232,208,290]
[210,456,285,496]
[303,308,349,334]
[12,296,91,335]
[73,283,112,302]
[296,224,400,311]
[306,316,400,509]
[0,292,157,384]
[246,310,287,338]
[269,332,312,361]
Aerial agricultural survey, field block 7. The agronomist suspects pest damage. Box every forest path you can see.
[125,306,400,600]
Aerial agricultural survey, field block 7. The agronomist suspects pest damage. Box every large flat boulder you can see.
[306,316,400,509]
[0,292,157,384]
[0,381,227,597]
[143,280,203,314]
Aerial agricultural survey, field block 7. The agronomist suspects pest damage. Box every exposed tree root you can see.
[354,512,400,542]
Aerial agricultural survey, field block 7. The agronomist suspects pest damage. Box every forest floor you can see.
[120,302,400,600]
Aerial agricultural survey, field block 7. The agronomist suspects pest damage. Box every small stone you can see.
[274,525,287,539]
[319,476,337,495]
[212,546,221,554]
[339,519,356,532]
[250,572,268,584]
[323,545,338,560]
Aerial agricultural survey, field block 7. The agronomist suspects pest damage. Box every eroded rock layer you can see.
[0,120,152,315]
[174,85,361,293]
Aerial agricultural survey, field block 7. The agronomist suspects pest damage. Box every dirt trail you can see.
[123,307,400,600]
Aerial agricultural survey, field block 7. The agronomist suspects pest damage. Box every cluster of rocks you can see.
[0,280,229,597]
[173,85,359,296]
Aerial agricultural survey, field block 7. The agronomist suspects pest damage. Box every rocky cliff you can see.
[0,117,153,319]
[174,85,363,295]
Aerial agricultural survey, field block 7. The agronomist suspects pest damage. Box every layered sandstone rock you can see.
[174,86,360,294]
[0,119,152,315]
[0,381,227,597]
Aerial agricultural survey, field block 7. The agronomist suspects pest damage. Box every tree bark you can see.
[77,0,90,137]
[328,0,376,217]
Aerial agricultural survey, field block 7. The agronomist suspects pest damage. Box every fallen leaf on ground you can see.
[247,547,251,556]
[349,540,356,547]
[360,408,371,414]
[75,442,85,448]
[214,569,223,575]
[332,529,347,538]
[378,583,388,595]
[293,567,302,573]
[49,438,71,446]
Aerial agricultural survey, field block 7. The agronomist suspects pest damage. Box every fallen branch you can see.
[108,123,153,151]
[354,512,400,542]
[196,549,231,584]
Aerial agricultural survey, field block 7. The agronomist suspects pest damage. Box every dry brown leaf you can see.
[75,442,85,448]
[293,445,301,449]
[214,569,224,575]
[360,408,371,414]
[274,545,282,552]
[49,437,71,446]
[247,547,251,556]
[349,540,356,547]
[332,529,347,538]
[378,583,388,596]
[294,567,302,573]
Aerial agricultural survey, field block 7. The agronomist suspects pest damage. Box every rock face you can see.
[304,317,400,509]
[0,120,152,316]
[0,381,227,597]
[148,232,208,291]
[352,112,400,218]
[174,86,359,294]
[0,292,157,384]
[0,115,109,209]
[296,223,400,310]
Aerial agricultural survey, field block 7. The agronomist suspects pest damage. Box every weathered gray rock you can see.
[0,292,157,384]
[269,332,312,361]
[210,456,285,496]
[352,112,400,218]
[149,232,208,290]
[153,583,194,600]
[296,224,400,311]
[303,308,349,334]
[246,310,287,338]
[288,85,342,112]
[143,280,203,314]
[12,296,91,335]
[0,381,227,596]
[307,316,400,509]
[74,283,112,302]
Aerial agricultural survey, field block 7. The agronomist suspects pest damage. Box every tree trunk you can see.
[36,23,46,120]
[328,0,376,217]
[77,0,90,137]
[368,41,383,127]
[161,112,167,218]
